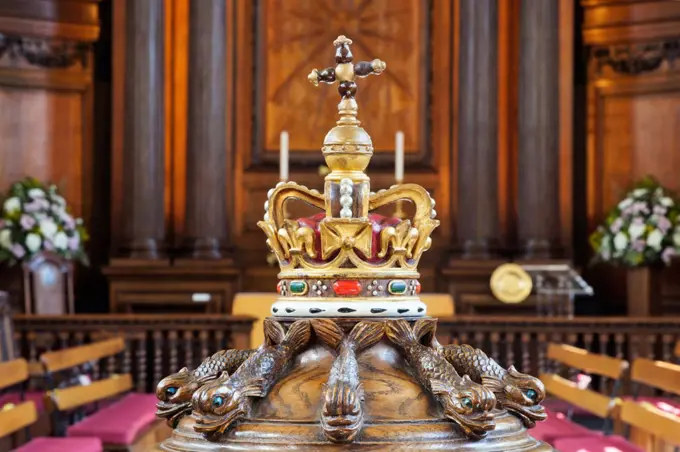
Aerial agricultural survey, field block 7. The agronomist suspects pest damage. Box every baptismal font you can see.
[154,36,553,451]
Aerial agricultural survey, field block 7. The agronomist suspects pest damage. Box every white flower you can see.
[628,222,646,239]
[633,188,648,197]
[647,229,664,250]
[51,194,66,207]
[3,197,20,213]
[614,232,629,251]
[28,188,45,198]
[618,198,634,210]
[0,229,11,249]
[661,197,674,207]
[53,231,68,250]
[25,233,41,252]
[39,218,58,239]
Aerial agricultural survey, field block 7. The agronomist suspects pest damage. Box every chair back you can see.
[541,343,628,420]
[41,338,130,414]
[0,292,16,361]
[0,358,37,438]
[620,400,680,448]
[630,358,680,397]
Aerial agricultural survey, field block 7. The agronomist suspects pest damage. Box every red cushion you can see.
[531,415,599,444]
[554,435,645,452]
[298,213,401,262]
[66,393,158,445]
[14,437,102,452]
[0,391,46,412]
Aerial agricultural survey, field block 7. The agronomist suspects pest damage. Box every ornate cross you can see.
[307,35,386,99]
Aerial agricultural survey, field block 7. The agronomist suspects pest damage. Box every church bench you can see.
[0,358,103,452]
[534,344,629,446]
[41,338,169,451]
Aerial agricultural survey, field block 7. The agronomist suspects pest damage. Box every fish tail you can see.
[264,319,286,346]
[413,319,437,345]
[283,320,312,353]
[348,322,384,354]
[384,320,416,349]
[312,319,345,350]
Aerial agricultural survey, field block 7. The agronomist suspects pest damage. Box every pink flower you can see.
[610,218,623,233]
[67,234,80,251]
[654,205,667,215]
[632,240,645,252]
[23,201,41,213]
[11,243,25,259]
[657,215,672,233]
[43,239,54,251]
[61,213,75,229]
[633,202,649,214]
[19,214,35,230]
[662,247,676,264]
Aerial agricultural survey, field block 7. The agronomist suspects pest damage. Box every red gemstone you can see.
[276,282,283,294]
[333,280,362,296]
[415,281,422,294]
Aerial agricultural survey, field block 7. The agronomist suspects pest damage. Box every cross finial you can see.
[307,35,386,100]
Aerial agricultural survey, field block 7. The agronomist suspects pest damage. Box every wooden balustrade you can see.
[10,314,256,392]
[436,316,680,391]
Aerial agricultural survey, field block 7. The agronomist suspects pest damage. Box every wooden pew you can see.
[42,338,170,452]
[626,358,680,451]
[621,400,680,451]
[0,358,102,451]
[532,343,629,446]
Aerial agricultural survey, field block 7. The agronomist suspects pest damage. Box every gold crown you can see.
[258,36,438,304]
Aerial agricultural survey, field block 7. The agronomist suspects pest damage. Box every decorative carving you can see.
[384,319,497,439]
[433,341,547,428]
[313,319,384,443]
[155,349,256,427]
[593,40,680,75]
[0,34,88,69]
[192,320,312,435]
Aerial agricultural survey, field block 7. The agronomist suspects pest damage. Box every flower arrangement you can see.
[0,178,88,265]
[590,178,680,267]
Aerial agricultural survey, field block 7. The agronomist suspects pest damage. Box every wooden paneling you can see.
[582,0,680,312]
[257,0,427,160]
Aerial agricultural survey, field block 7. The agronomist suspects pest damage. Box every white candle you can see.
[395,131,404,183]
[279,131,289,181]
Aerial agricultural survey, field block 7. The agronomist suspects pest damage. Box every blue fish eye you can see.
[461,397,473,409]
[165,387,178,397]
[525,389,538,402]
[212,395,225,408]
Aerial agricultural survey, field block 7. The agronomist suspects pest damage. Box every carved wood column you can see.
[457,0,499,258]
[121,0,165,259]
[181,0,228,259]
[517,0,560,258]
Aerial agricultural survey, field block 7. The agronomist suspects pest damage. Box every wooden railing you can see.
[11,314,256,392]
[437,316,680,392]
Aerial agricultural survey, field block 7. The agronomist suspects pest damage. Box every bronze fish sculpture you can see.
[385,319,496,439]
[432,340,547,428]
[192,319,312,436]
[312,319,384,443]
[155,348,255,427]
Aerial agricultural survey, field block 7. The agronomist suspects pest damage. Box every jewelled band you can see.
[277,278,421,298]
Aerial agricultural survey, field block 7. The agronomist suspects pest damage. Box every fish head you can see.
[192,373,262,435]
[499,366,547,428]
[320,382,364,443]
[432,376,496,439]
[155,367,201,427]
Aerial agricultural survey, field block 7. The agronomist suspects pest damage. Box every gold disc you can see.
[490,263,533,304]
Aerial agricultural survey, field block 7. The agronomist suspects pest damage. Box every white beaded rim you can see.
[271,300,426,317]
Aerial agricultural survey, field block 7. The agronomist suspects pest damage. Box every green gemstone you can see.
[388,280,407,295]
[289,281,308,295]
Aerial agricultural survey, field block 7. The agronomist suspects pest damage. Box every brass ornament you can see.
[490,263,533,304]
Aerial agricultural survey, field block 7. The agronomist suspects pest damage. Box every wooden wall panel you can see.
[582,0,680,312]
[258,0,427,161]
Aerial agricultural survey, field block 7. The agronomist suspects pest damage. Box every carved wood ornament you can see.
[155,36,552,451]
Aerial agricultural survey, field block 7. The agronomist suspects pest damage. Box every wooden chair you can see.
[41,338,170,451]
[533,343,629,446]
[0,358,102,452]
[620,399,680,451]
